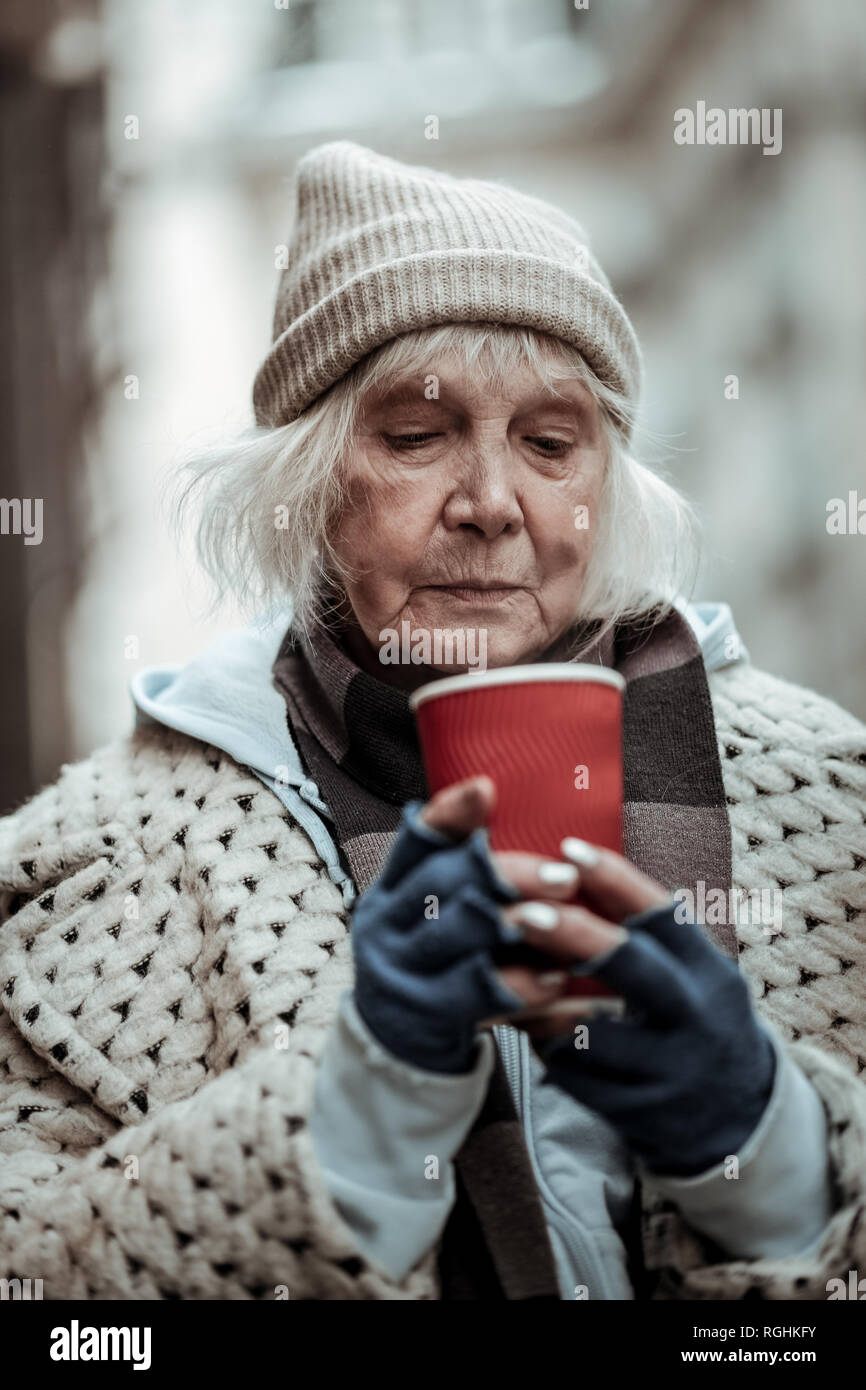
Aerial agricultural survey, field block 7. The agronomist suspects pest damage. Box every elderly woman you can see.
[2,141,865,1302]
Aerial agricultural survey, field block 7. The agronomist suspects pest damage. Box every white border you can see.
[408,662,625,711]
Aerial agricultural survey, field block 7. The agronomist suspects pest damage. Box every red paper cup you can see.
[409,664,625,999]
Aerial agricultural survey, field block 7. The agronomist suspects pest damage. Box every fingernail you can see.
[449,782,479,805]
[543,997,627,1020]
[537,971,567,989]
[463,775,492,796]
[560,837,601,868]
[513,902,560,930]
[537,861,579,885]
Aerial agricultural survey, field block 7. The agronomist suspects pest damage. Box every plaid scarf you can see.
[272,605,736,1300]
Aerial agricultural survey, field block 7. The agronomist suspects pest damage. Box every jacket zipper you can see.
[493,1023,616,1300]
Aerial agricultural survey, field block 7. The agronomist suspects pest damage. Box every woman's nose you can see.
[442,455,524,538]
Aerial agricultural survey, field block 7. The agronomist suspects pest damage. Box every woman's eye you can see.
[384,433,441,450]
[526,436,572,456]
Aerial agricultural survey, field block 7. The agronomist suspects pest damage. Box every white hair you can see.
[173,323,700,652]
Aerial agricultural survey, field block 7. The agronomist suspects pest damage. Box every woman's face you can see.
[331,354,607,684]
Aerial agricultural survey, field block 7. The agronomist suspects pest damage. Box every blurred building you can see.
[4,0,865,810]
[1,0,109,813]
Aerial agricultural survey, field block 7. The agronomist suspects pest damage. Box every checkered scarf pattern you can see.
[272,605,736,1299]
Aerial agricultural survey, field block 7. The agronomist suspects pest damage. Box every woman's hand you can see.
[353,772,777,1176]
[506,837,779,1178]
[351,776,600,1075]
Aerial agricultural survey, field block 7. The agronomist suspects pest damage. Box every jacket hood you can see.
[677,599,749,673]
[130,607,361,907]
[131,609,300,786]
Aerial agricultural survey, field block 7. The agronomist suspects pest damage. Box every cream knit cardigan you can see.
[1,661,865,1301]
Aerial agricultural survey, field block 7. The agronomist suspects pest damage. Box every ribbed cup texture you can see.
[252,141,642,432]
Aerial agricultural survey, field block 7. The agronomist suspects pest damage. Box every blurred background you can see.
[2,0,865,812]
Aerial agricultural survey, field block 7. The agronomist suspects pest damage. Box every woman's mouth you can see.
[421,585,522,606]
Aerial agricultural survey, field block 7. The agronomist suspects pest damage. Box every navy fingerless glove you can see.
[351,800,526,1075]
[538,900,778,1177]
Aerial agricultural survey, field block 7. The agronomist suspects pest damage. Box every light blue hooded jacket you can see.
[131,601,833,1299]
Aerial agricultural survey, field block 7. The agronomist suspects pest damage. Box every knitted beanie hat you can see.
[252,141,642,434]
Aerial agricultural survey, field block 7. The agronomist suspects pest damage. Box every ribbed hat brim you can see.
[252,142,643,434]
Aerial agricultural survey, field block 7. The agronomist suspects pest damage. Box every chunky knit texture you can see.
[1,661,865,1300]
[251,141,643,433]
